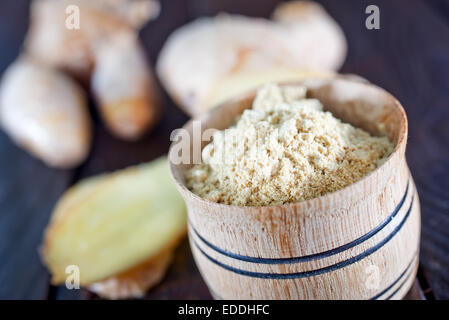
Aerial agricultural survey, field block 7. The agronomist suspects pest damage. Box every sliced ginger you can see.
[43,157,187,288]
[88,250,173,299]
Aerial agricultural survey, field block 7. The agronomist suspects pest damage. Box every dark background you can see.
[0,0,448,299]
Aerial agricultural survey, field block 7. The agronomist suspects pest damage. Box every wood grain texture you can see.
[0,0,447,299]
[0,131,74,299]
[315,0,449,300]
[0,0,75,300]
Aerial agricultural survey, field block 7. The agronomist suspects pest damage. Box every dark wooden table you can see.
[0,0,447,300]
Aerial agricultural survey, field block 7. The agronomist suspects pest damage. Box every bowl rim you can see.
[169,77,408,212]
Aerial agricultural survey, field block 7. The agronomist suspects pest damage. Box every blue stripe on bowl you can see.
[190,180,410,264]
[385,271,414,300]
[206,253,418,300]
[192,195,415,279]
[370,253,418,300]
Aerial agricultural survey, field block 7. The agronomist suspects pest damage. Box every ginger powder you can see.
[186,84,394,206]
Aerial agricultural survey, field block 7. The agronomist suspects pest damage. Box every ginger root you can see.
[0,0,160,167]
[25,0,160,140]
[157,0,346,116]
[0,58,91,168]
[42,157,187,298]
[91,32,160,139]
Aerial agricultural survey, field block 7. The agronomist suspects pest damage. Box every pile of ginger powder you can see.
[186,84,394,206]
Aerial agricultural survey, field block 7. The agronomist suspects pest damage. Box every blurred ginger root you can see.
[43,157,187,299]
[25,0,160,140]
[157,0,347,116]
[0,58,91,168]
[91,32,159,139]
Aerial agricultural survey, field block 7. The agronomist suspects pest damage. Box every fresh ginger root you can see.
[157,0,347,116]
[0,0,160,167]
[42,157,187,298]
[26,0,160,78]
[0,58,91,168]
[25,0,160,140]
[91,32,160,139]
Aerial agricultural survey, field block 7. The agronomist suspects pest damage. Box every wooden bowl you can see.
[169,78,421,300]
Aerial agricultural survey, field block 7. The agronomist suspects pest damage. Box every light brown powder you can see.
[186,84,394,206]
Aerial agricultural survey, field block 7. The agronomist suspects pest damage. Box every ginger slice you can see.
[42,157,187,287]
[89,250,173,299]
